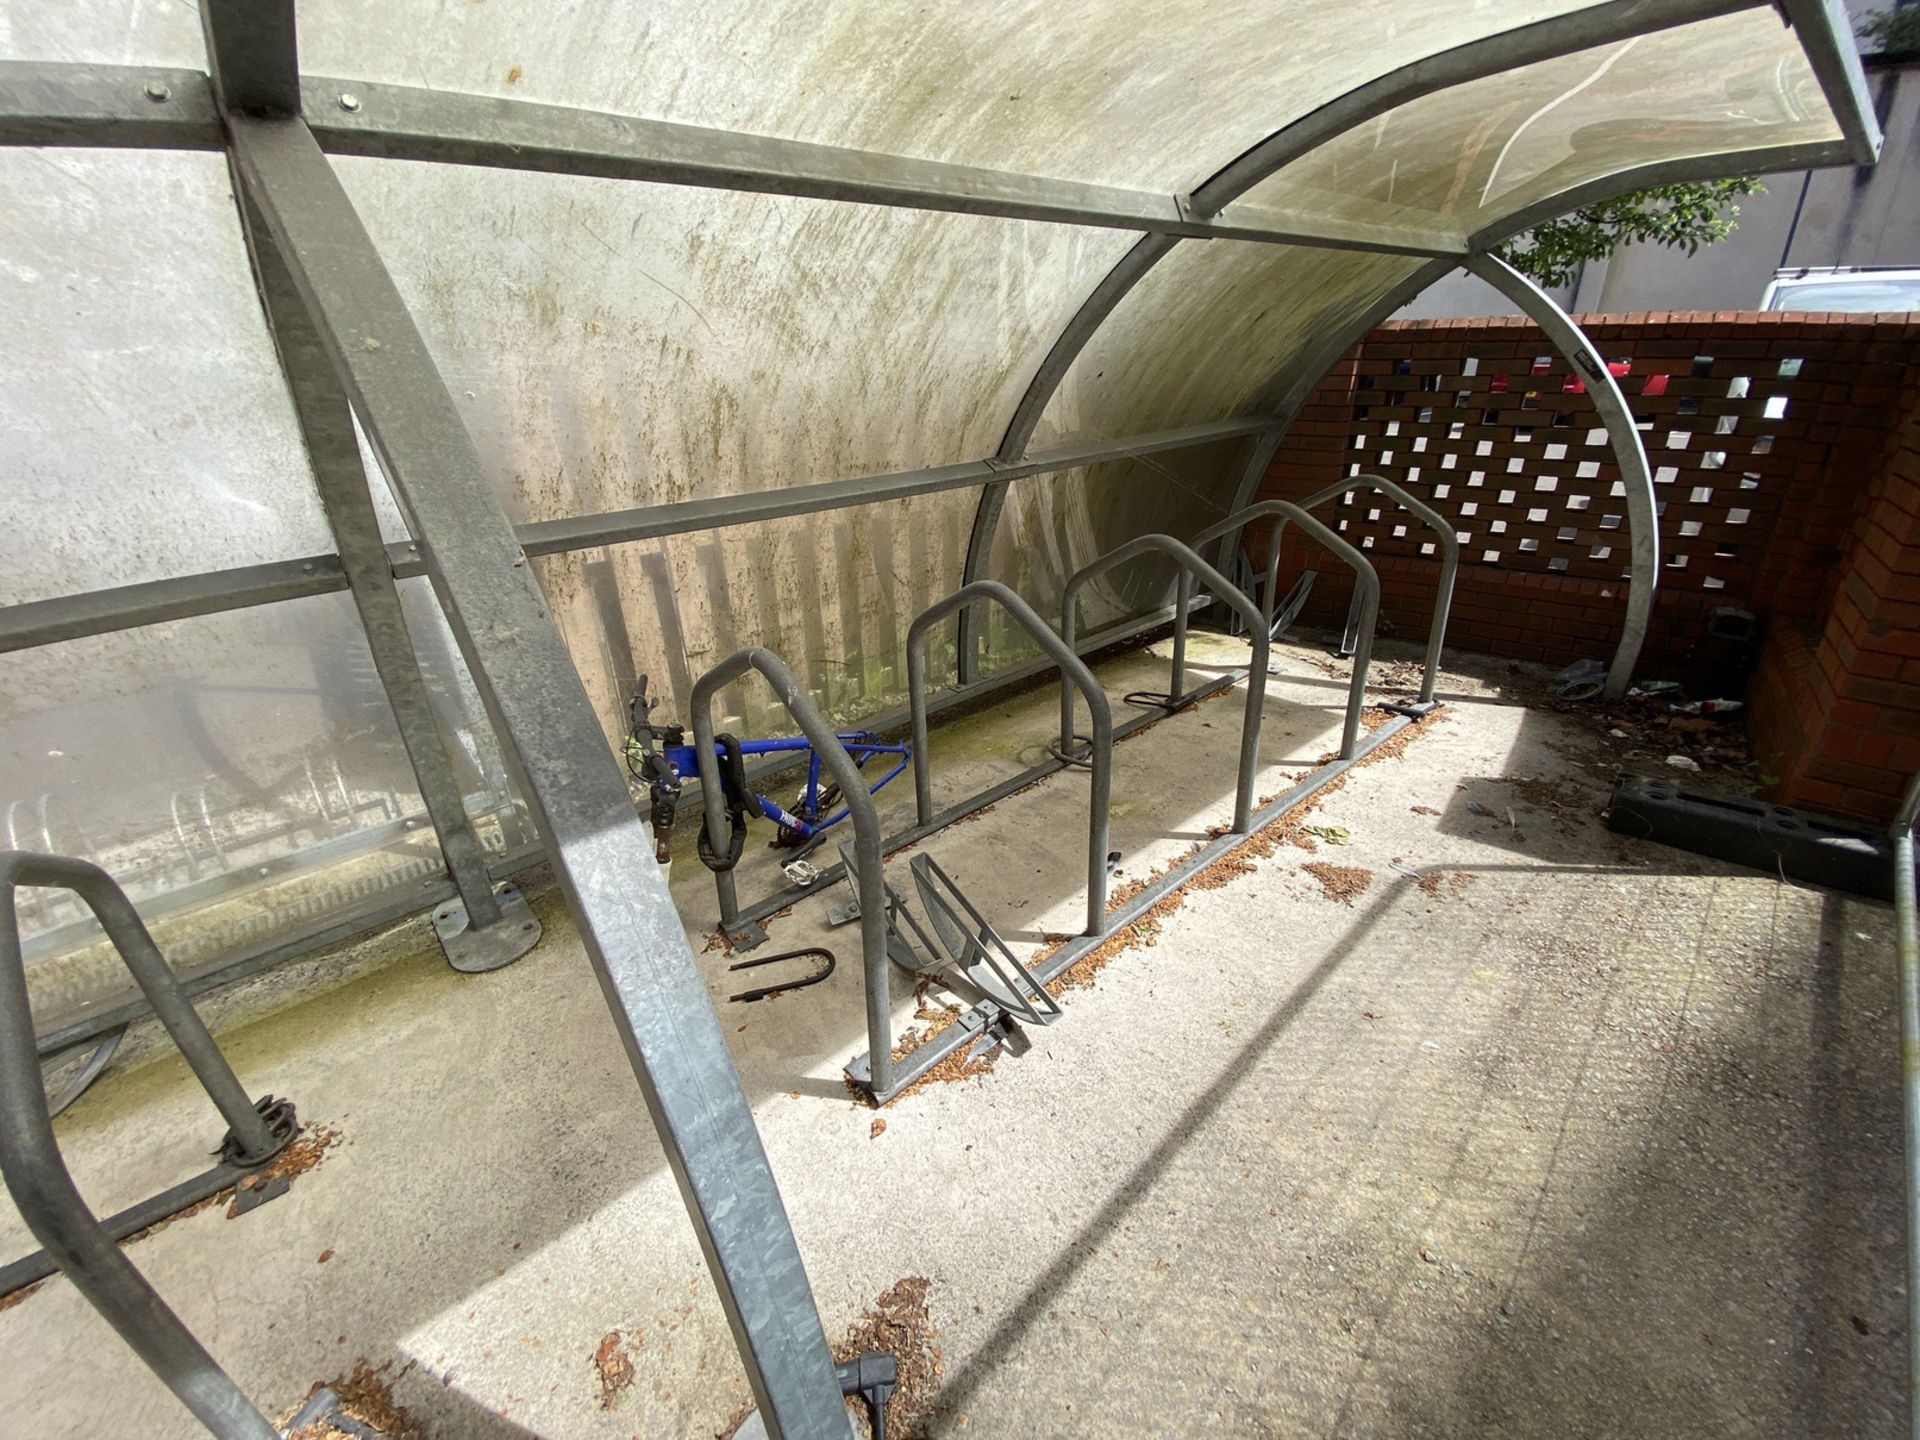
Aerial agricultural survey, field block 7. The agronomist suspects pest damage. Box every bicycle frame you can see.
[656,733,911,842]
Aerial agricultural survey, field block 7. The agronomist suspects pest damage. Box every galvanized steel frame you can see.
[230,173,509,938]
[953,0,1799,678]
[1060,535,1269,833]
[0,415,1283,655]
[1890,773,1920,1439]
[1179,505,1383,760]
[689,646,896,1098]
[0,0,1881,1430]
[1242,476,1459,708]
[1465,252,1660,700]
[0,851,288,1439]
[907,581,1114,939]
[860,708,1425,1102]
[196,1,851,1428]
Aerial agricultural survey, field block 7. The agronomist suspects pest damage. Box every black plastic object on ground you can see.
[1607,773,1901,901]
[727,948,835,1003]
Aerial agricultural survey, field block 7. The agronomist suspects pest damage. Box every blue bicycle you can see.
[625,676,912,871]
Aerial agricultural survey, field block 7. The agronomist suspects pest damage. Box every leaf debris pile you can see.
[593,1329,638,1409]
[719,1277,942,1440]
[281,1360,427,1440]
[834,1276,943,1440]
[1302,862,1373,905]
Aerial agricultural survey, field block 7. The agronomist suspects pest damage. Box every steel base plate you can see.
[431,883,543,973]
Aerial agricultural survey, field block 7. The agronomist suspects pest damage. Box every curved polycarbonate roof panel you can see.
[1035,243,1430,445]
[1238,8,1836,239]
[523,485,977,738]
[992,442,1248,637]
[0,2,208,66]
[0,589,494,983]
[0,148,331,606]
[296,1,1604,191]
[337,157,1130,516]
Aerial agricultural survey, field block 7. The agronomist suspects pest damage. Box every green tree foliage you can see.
[1494,179,1765,290]
[1858,6,1920,58]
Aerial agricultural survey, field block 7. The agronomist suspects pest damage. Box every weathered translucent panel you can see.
[1240,9,1837,238]
[1036,243,1429,445]
[298,1,1600,193]
[0,1,206,66]
[989,442,1244,649]
[533,487,977,742]
[0,589,522,1012]
[338,157,1127,519]
[0,149,329,605]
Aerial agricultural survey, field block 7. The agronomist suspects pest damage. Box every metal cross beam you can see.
[0,415,1282,655]
[0,60,1461,260]
[191,2,846,1429]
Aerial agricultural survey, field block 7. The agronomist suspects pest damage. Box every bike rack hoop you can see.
[906,579,1113,937]
[1233,476,1456,708]
[689,648,899,1098]
[0,851,293,1438]
[1061,535,1268,833]
[1187,502,1384,759]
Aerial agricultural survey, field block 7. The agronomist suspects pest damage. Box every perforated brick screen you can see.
[1257,312,1919,675]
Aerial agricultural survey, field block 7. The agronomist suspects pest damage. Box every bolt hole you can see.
[522,922,535,932]
[437,910,450,920]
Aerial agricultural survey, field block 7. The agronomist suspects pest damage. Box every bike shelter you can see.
[0,4,1882,1436]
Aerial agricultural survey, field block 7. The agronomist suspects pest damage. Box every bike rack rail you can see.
[1250,475,1456,709]
[691,648,898,1098]
[908,581,1113,939]
[1187,502,1382,759]
[0,851,297,1439]
[1061,535,1268,834]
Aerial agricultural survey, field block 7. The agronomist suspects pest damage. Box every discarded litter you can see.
[1664,754,1702,772]
[727,947,836,1003]
[1668,699,1744,717]
[1554,658,1606,700]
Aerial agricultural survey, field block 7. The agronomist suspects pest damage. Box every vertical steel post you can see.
[1060,535,1268,832]
[215,109,846,1437]
[1185,504,1381,761]
[1467,253,1658,700]
[1892,774,1920,1440]
[231,186,526,957]
[1257,475,1458,707]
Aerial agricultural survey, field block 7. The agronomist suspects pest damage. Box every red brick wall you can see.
[1256,310,1920,821]
[1749,372,1920,820]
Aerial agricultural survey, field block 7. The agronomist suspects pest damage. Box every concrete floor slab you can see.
[0,635,1903,1437]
